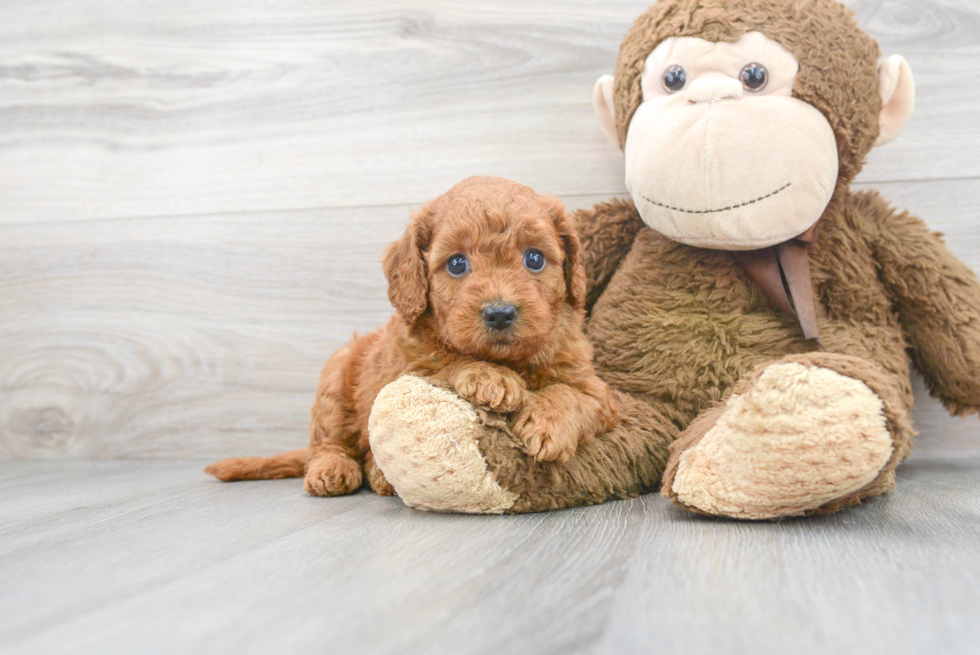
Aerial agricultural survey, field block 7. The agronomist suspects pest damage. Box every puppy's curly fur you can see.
[205,177,617,496]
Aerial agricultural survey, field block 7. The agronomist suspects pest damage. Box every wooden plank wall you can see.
[1,0,978,459]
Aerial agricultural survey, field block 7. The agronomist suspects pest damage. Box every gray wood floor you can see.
[2,1,980,653]
[1,457,979,655]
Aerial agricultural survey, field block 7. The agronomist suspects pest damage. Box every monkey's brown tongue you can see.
[734,227,822,347]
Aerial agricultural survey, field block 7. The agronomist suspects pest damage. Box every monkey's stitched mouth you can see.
[638,182,792,215]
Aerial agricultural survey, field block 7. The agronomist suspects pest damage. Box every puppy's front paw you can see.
[453,363,527,412]
[513,403,578,464]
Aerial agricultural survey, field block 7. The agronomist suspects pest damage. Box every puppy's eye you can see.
[524,249,545,272]
[446,254,469,278]
[740,63,768,92]
[662,65,687,93]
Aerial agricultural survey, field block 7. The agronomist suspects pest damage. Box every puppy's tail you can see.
[204,448,309,482]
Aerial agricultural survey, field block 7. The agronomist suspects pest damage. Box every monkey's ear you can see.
[874,55,915,147]
[593,75,619,147]
[382,207,431,324]
[544,197,587,310]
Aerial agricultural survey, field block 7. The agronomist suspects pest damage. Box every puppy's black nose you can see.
[482,304,518,331]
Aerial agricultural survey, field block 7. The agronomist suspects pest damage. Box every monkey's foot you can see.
[368,376,519,514]
[662,357,898,519]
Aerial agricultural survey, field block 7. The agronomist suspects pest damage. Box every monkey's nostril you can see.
[482,304,518,331]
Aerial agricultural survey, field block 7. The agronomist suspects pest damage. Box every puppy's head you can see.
[383,176,586,363]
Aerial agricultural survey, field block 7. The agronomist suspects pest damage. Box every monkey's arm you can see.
[573,198,645,311]
[864,192,980,415]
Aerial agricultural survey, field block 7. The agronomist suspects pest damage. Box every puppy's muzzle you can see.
[482,303,518,331]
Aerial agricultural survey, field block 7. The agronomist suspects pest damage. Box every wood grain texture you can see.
[1,3,979,654]
[2,180,979,459]
[0,459,978,655]
[1,0,979,461]
[0,0,977,223]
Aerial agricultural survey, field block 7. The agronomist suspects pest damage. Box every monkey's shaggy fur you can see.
[366,0,980,517]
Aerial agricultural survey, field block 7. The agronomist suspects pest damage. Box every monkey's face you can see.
[625,32,839,250]
[593,2,916,252]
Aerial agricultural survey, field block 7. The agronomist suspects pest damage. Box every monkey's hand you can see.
[868,192,980,415]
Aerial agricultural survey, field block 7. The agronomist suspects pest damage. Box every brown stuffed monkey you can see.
[367,0,980,519]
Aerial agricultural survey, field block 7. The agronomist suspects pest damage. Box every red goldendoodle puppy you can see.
[205,176,617,496]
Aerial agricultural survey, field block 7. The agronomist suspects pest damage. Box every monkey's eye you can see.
[662,65,687,93]
[740,63,768,92]
[446,254,469,277]
[524,249,546,272]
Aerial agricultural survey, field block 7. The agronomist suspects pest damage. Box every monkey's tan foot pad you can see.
[368,375,518,514]
[666,362,893,520]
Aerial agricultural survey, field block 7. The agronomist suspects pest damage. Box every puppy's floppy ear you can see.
[544,196,587,310]
[383,205,432,324]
